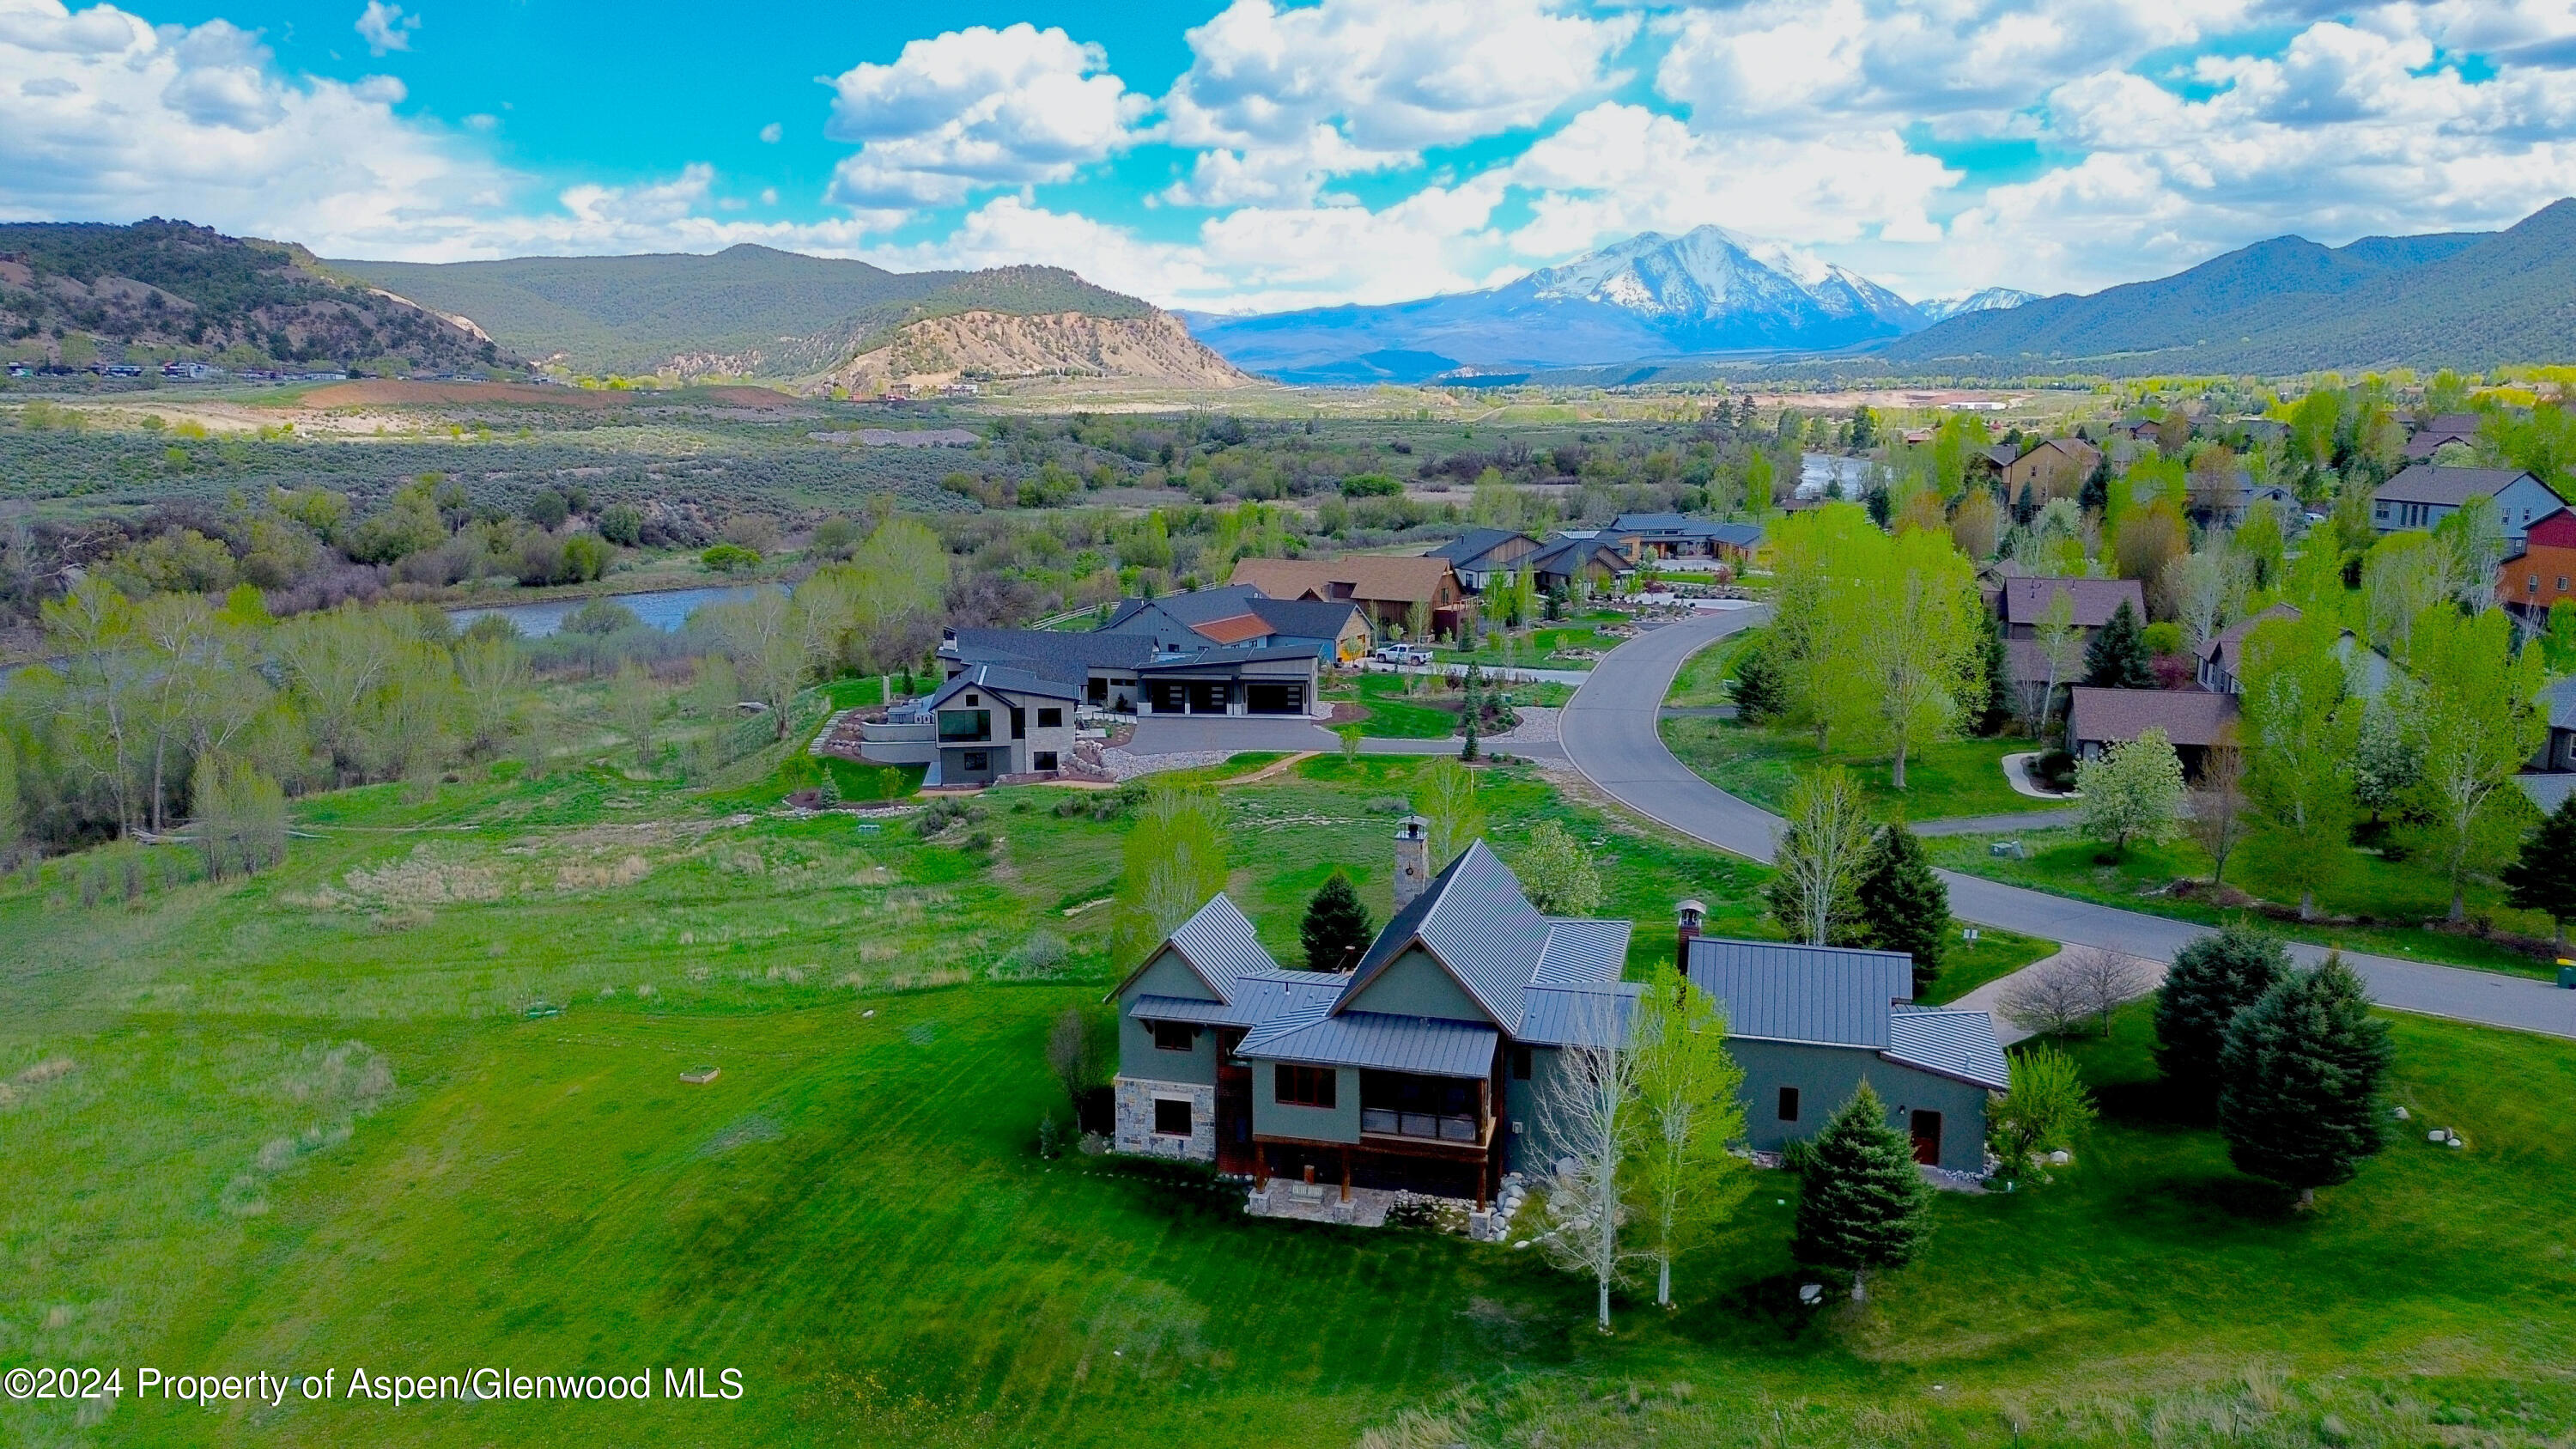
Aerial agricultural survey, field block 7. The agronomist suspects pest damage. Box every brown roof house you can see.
[2196,603,2301,695]
[1232,555,1463,636]
[2065,686,2239,776]
[2403,412,2484,461]
[2002,438,2102,502]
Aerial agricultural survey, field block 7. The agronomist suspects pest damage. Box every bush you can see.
[990,929,1070,980]
[1340,473,1405,497]
[563,598,642,635]
[702,543,762,573]
[597,502,645,546]
[2141,620,2185,658]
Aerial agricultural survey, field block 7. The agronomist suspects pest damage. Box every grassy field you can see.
[9,706,2576,1447]
[1662,717,2068,823]
[1918,927,2058,1005]
[1925,827,2566,981]
[1663,625,1765,709]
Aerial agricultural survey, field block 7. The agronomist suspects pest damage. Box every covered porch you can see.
[1250,1068,1501,1209]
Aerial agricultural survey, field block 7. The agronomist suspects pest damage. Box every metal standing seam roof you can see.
[1516,982,1643,1048]
[1534,920,1630,985]
[1343,841,1552,1028]
[927,662,1083,708]
[1163,893,1284,998]
[1886,1008,2013,1091]
[1236,1009,1500,1078]
[1685,937,1913,1049]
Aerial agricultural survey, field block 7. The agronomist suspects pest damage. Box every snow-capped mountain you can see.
[1916,288,2040,324]
[1185,226,1932,383]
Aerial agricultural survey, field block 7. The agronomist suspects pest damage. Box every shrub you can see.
[597,502,645,546]
[702,543,762,573]
[1340,473,1405,497]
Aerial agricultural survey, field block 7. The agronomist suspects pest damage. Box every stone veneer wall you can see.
[1113,1077,1217,1162]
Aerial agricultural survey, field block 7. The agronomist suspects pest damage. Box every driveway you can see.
[1560,610,2576,1042]
[1126,716,1340,754]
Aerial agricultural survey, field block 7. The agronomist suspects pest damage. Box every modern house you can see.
[2500,507,2576,622]
[1601,513,1765,562]
[2064,687,2239,773]
[1426,529,1540,592]
[2002,438,2101,501]
[1100,586,1372,664]
[1230,555,1464,637]
[1524,535,1633,594]
[1681,930,2008,1174]
[916,664,1080,787]
[2371,466,2566,543]
[1108,834,1635,1209]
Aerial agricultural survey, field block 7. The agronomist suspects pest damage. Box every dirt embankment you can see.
[290,381,799,411]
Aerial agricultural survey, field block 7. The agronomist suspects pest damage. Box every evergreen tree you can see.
[2152,923,2289,1106]
[1852,825,1948,995]
[1299,871,1375,973]
[2078,454,2111,514]
[1977,607,2013,735]
[2216,954,2395,1209]
[1791,1081,1933,1301]
[1731,636,1788,723]
[2082,600,2154,689]
[2501,793,2576,955]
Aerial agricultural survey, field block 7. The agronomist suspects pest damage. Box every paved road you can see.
[1561,610,2576,1042]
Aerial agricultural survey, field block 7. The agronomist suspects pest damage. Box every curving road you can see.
[1561,609,2576,1042]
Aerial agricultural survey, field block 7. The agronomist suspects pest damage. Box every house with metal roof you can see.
[1106,833,1634,1210]
[1100,585,1372,664]
[1681,931,2008,1174]
[2372,465,2566,543]
[1426,529,1541,591]
[917,664,1080,787]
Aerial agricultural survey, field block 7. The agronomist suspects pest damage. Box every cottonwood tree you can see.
[1851,825,1947,995]
[2240,614,2360,918]
[2217,954,2394,1209]
[1515,820,1604,916]
[2405,605,2548,922]
[1791,1082,1932,1303]
[2153,924,2289,1105]
[609,661,664,771]
[1415,758,1484,868]
[43,577,147,833]
[1535,991,1643,1333]
[2075,728,2184,857]
[1985,1046,2096,1184]
[2501,794,2576,955]
[1110,783,1227,967]
[2361,533,2445,652]
[1767,504,1880,751]
[2184,735,2251,884]
[1299,871,1373,972]
[2165,551,2228,653]
[1765,765,1875,946]
[2020,588,2086,736]
[1626,965,1748,1308]
[2431,495,2506,612]
[190,754,287,880]
[706,588,815,740]
[1870,527,1984,790]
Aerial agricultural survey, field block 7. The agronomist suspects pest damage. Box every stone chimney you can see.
[1393,815,1431,911]
[1674,899,1707,981]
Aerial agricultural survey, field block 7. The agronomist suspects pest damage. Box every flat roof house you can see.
[1682,933,2008,1175]
[1108,833,1635,1211]
[2372,465,2567,543]
[920,664,1080,788]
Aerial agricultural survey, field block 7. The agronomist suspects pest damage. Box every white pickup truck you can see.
[1372,644,1436,667]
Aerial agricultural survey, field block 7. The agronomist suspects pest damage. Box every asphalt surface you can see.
[1561,610,2576,1042]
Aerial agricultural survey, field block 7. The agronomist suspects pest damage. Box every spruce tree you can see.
[1299,871,1375,973]
[2083,600,2154,689]
[2152,923,2289,1106]
[2501,793,2576,956]
[1852,825,1948,995]
[2215,954,2394,1209]
[1731,637,1788,723]
[1791,1081,1933,1301]
[1977,608,2014,734]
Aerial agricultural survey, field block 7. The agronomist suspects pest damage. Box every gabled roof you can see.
[928,661,1082,709]
[1192,612,1273,645]
[1134,640,1322,673]
[2014,437,2101,466]
[2542,676,2576,733]
[1526,537,1627,576]
[1517,981,1642,1048]
[2065,686,2239,748]
[1340,840,1554,1029]
[1427,528,1535,569]
[2198,602,2301,665]
[1103,893,1283,1006]
[2375,465,2558,508]
[1706,521,1765,549]
[1230,555,1456,606]
[1886,1008,2011,1090]
[947,626,1158,682]
[1534,919,1628,985]
[1236,1008,1498,1076]
[1685,938,1913,1048]
[1999,576,2146,628]
[1607,513,1728,539]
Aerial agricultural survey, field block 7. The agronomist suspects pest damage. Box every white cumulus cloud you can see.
[822,22,1145,210]
[353,0,416,58]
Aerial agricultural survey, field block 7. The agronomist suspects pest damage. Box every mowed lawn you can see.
[8,746,2576,1446]
[1661,717,2064,823]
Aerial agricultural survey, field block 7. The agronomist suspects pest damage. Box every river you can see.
[445,584,778,638]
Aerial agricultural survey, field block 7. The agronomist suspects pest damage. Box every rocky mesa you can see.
[824,308,1253,395]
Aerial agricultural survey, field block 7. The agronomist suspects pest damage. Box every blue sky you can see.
[5,0,2575,311]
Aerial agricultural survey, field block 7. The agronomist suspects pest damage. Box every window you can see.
[1087,678,1107,703]
[959,751,987,772]
[1036,707,1063,728]
[1509,1045,1532,1081]
[1009,707,1025,740]
[1152,1020,1195,1052]
[964,693,979,706]
[1153,1098,1192,1137]
[1274,1063,1337,1107]
[1032,752,1059,772]
[1777,1087,1801,1123]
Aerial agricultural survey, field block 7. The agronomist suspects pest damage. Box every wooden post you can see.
[1340,1149,1351,1203]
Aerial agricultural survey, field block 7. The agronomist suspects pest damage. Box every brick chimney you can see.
[1394,815,1431,911]
[1674,899,1707,981]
